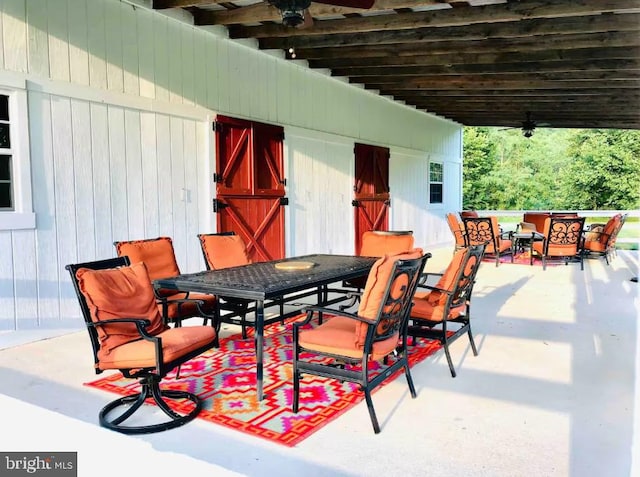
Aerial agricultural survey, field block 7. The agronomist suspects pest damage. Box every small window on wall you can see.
[0,94,13,210]
[429,161,443,204]
[0,78,34,230]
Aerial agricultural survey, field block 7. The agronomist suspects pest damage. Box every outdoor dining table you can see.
[153,253,378,400]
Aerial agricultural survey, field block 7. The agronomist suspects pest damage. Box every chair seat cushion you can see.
[532,242,579,257]
[76,262,167,356]
[97,325,216,370]
[163,292,217,320]
[298,317,398,361]
[583,240,606,252]
[411,296,465,322]
[486,239,512,254]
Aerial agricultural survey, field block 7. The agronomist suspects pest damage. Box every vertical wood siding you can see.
[0,0,462,330]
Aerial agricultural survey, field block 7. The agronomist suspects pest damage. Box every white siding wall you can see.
[0,0,462,330]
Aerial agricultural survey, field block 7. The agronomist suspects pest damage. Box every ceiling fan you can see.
[500,111,551,138]
[267,0,374,28]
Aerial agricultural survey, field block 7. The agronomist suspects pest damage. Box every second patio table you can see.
[154,253,378,400]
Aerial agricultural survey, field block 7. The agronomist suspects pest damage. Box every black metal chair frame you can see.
[537,217,586,270]
[292,253,430,434]
[462,217,512,267]
[197,231,286,339]
[583,214,627,265]
[66,256,216,434]
[408,244,485,378]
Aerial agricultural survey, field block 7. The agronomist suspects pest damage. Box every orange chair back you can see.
[360,230,414,257]
[198,232,252,270]
[446,213,466,249]
[114,237,180,281]
[539,216,585,257]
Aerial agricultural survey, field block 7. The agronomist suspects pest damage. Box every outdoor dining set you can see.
[447,210,627,270]
[65,230,486,437]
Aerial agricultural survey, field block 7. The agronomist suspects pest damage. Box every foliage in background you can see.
[462,127,640,211]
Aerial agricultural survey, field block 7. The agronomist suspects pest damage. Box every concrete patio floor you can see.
[0,247,638,477]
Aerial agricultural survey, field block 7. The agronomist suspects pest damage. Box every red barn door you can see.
[353,143,390,254]
[214,115,286,262]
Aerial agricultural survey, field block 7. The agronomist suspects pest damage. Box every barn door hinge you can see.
[280,197,289,206]
[212,199,228,213]
[213,173,223,183]
[279,178,287,186]
[212,121,222,132]
[352,200,360,207]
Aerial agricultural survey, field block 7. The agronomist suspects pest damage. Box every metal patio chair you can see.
[65,257,217,434]
[408,244,485,377]
[292,249,429,434]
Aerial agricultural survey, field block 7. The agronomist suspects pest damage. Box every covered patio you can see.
[1,246,638,476]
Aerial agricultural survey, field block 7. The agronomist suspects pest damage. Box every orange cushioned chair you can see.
[65,257,218,434]
[198,231,281,338]
[340,230,415,309]
[446,212,467,254]
[462,216,512,267]
[114,237,217,328]
[408,244,485,377]
[532,216,586,270]
[522,212,551,233]
[583,214,625,265]
[292,249,430,434]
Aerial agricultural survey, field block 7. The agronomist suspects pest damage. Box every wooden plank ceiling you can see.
[152,0,640,130]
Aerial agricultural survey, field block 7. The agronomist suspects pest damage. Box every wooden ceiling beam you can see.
[309,46,640,68]
[193,1,433,25]
[376,88,640,97]
[258,13,640,49]
[227,0,639,38]
[293,32,640,59]
[331,59,640,77]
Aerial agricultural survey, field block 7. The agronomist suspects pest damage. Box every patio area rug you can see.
[484,251,562,266]
[84,317,443,447]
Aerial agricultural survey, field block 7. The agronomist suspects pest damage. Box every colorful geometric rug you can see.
[84,317,443,447]
[483,251,561,266]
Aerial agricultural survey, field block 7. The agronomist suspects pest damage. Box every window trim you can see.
[0,73,35,230]
[429,160,444,205]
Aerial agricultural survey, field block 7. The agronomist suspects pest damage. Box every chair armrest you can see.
[296,305,376,326]
[416,283,452,296]
[419,272,443,286]
[89,317,156,340]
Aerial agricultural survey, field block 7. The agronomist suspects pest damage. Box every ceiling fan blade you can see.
[313,0,375,8]
[300,8,315,28]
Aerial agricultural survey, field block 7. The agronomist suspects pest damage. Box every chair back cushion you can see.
[360,231,414,257]
[541,217,585,257]
[426,248,467,306]
[463,216,501,253]
[76,262,167,356]
[355,249,423,346]
[523,212,551,233]
[199,233,251,269]
[460,210,479,218]
[446,213,466,247]
[115,237,180,281]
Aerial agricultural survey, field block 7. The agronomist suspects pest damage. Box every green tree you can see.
[462,127,497,210]
[561,129,640,209]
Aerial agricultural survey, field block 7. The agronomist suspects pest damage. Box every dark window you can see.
[429,162,443,204]
[0,93,12,210]
[0,155,12,209]
[0,94,8,121]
